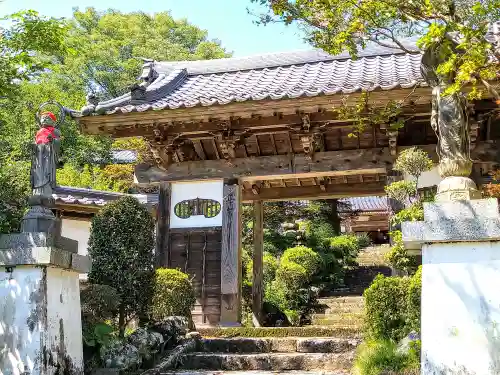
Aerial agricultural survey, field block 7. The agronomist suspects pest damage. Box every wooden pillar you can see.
[252,200,264,327]
[220,180,241,325]
[155,182,171,268]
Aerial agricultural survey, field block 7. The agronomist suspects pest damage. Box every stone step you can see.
[162,371,349,375]
[197,327,361,338]
[197,338,360,354]
[177,352,355,371]
[311,317,364,327]
[315,303,364,313]
[318,296,364,306]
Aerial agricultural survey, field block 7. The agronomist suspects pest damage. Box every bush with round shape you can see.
[364,274,411,342]
[326,235,360,265]
[246,251,280,285]
[281,246,321,278]
[150,268,196,321]
[275,259,309,288]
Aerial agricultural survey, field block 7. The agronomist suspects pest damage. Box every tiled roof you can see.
[341,196,389,212]
[78,39,425,116]
[111,150,138,164]
[53,186,157,208]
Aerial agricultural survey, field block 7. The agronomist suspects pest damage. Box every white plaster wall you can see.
[422,241,500,374]
[45,267,84,375]
[404,166,442,188]
[0,266,43,375]
[61,219,91,257]
[170,180,224,228]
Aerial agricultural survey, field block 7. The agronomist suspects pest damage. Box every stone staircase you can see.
[312,296,365,328]
[312,245,392,329]
[158,245,392,375]
[162,337,360,374]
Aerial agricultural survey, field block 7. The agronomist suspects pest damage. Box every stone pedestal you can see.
[0,232,91,375]
[403,197,500,374]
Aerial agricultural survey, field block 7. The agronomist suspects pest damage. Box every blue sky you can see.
[1,0,310,56]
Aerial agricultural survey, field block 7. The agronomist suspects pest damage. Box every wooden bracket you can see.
[219,140,237,159]
[380,123,398,156]
[301,114,311,132]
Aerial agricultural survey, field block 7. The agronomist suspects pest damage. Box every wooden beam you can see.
[242,182,385,202]
[155,182,171,268]
[135,147,393,183]
[252,201,264,327]
[220,182,241,325]
[79,88,433,135]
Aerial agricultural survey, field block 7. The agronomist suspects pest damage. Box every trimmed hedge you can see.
[150,268,196,321]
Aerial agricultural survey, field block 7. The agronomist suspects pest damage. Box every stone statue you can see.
[421,39,480,201]
[21,103,65,233]
[421,41,473,178]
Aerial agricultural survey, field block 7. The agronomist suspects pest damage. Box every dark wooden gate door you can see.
[169,228,222,326]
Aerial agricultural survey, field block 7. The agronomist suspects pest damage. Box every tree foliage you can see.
[0,10,67,98]
[88,196,155,337]
[252,0,500,99]
[0,8,229,232]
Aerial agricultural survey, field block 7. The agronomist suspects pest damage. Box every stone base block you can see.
[0,232,89,273]
[0,265,85,375]
[402,198,500,251]
[421,241,500,374]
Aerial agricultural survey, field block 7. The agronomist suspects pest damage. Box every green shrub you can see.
[390,203,424,227]
[406,266,422,333]
[364,274,411,341]
[88,196,155,336]
[275,260,309,288]
[353,339,420,375]
[80,284,121,324]
[263,252,279,283]
[264,278,318,327]
[246,251,280,284]
[150,268,196,321]
[356,233,372,249]
[263,241,279,256]
[281,246,321,278]
[385,180,417,204]
[304,220,337,249]
[385,231,420,274]
[326,235,360,261]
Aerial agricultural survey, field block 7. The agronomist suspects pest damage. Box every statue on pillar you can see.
[421,39,481,201]
[21,102,65,233]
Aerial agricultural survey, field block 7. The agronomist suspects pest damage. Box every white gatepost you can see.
[403,176,500,374]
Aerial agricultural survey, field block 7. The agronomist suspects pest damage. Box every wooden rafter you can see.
[192,140,207,160]
[242,182,385,202]
[270,134,278,155]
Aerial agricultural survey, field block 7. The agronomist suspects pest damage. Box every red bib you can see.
[35,126,57,144]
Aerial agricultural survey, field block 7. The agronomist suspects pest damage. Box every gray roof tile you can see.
[53,186,157,208]
[341,196,389,212]
[82,40,425,116]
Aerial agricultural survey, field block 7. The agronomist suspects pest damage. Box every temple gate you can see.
[73,45,500,327]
